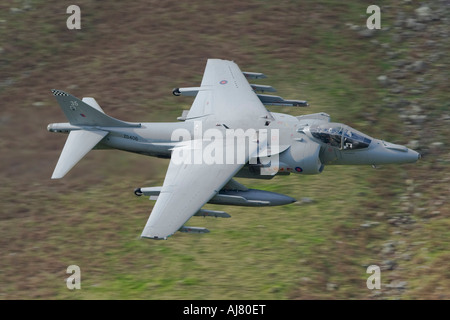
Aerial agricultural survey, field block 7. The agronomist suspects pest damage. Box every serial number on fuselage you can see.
[123,134,139,141]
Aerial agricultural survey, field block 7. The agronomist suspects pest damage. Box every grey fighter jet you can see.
[48,59,420,240]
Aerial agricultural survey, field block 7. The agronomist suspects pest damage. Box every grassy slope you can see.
[0,0,448,299]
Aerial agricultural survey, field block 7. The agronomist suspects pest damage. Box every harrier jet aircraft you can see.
[48,59,420,239]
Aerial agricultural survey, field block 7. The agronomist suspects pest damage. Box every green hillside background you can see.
[0,0,448,299]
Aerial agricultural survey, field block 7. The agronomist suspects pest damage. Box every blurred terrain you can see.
[0,0,448,299]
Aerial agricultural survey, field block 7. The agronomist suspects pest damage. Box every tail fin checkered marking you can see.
[51,89,69,97]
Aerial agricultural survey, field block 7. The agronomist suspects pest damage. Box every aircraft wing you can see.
[185,59,272,126]
[141,139,259,239]
[141,59,267,239]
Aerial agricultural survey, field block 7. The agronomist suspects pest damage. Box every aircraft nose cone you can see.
[376,140,420,164]
[395,147,420,164]
[408,148,421,163]
[402,147,421,163]
[405,147,422,162]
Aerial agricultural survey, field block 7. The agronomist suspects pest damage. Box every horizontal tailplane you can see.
[51,129,108,179]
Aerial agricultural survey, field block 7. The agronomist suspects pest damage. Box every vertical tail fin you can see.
[51,89,140,127]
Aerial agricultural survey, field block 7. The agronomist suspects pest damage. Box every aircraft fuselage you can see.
[48,110,419,177]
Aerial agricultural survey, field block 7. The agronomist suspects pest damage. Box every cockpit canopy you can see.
[310,123,372,150]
